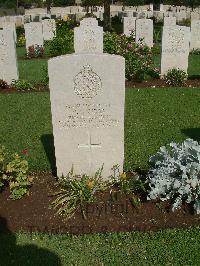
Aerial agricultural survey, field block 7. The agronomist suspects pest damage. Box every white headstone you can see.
[48,23,125,180]
[191,12,200,21]
[24,22,44,50]
[2,22,17,42]
[74,18,103,54]
[161,26,190,76]
[123,17,136,36]
[136,19,153,48]
[190,20,200,51]
[42,19,56,41]
[164,16,176,26]
[0,28,18,84]
[80,17,98,27]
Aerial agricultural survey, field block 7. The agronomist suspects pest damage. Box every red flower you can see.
[21,149,29,155]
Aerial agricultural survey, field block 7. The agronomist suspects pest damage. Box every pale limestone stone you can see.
[161,25,190,76]
[42,19,56,40]
[176,11,187,22]
[136,19,153,48]
[191,12,200,21]
[190,20,200,50]
[74,20,103,54]
[80,17,98,27]
[123,17,136,36]
[48,53,125,179]
[0,27,18,84]
[2,22,16,42]
[164,16,176,26]
[24,22,44,50]
[75,12,86,22]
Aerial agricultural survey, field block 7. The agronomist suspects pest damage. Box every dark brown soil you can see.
[0,79,200,95]
[0,85,49,94]
[0,173,200,235]
[125,79,200,88]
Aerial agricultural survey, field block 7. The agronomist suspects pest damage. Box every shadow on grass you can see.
[0,215,61,266]
[188,75,200,80]
[181,128,200,142]
[41,134,57,176]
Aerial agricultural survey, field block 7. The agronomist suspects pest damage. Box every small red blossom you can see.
[21,149,29,156]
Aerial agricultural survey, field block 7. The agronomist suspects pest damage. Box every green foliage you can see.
[41,65,49,86]
[191,48,200,55]
[124,0,145,5]
[164,68,187,87]
[52,166,108,219]
[48,20,75,57]
[81,0,102,7]
[52,0,75,6]
[0,80,10,90]
[12,79,33,91]
[104,32,159,81]
[178,18,191,27]
[110,165,146,207]
[147,139,200,214]
[17,34,26,47]
[0,145,30,199]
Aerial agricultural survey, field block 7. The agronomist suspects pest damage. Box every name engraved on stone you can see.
[164,28,186,53]
[74,65,102,99]
[83,29,97,52]
[59,103,119,129]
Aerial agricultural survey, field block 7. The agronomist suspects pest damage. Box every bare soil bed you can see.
[0,173,200,235]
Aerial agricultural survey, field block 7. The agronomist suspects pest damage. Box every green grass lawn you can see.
[18,59,48,85]
[153,54,200,78]
[0,88,200,172]
[1,228,200,265]
[16,47,200,85]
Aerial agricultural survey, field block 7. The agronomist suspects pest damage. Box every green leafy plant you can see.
[17,34,26,47]
[12,79,33,91]
[110,165,145,207]
[104,32,159,81]
[48,19,76,57]
[48,33,74,57]
[0,79,10,90]
[164,68,187,87]
[0,145,31,200]
[191,48,200,55]
[147,139,200,214]
[52,166,108,219]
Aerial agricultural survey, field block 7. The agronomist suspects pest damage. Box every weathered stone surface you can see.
[164,16,176,26]
[48,54,125,179]
[0,27,18,84]
[123,17,136,36]
[190,20,200,50]
[74,19,103,54]
[161,25,190,76]
[135,19,153,47]
[42,19,56,40]
[24,22,43,50]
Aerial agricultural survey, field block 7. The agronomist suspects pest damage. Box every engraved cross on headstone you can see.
[78,131,101,150]
[78,131,101,171]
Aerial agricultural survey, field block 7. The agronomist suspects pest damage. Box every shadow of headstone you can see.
[0,215,61,266]
[41,134,57,176]
[181,128,200,142]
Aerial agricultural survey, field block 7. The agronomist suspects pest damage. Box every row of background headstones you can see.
[123,17,200,51]
[0,3,200,27]
[0,16,197,86]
